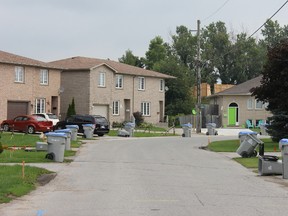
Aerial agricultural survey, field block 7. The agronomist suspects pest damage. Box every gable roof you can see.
[50,56,175,79]
[209,76,262,97]
[0,50,61,69]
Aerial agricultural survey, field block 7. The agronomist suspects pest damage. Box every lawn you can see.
[0,165,53,203]
[208,138,279,169]
[108,128,177,137]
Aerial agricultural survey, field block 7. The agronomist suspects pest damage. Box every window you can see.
[138,77,145,90]
[116,75,123,89]
[247,98,253,109]
[141,102,151,116]
[98,72,106,87]
[15,66,24,83]
[255,100,264,109]
[112,101,120,115]
[159,79,164,92]
[35,98,46,113]
[40,69,48,85]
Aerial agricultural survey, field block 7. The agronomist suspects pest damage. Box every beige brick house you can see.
[50,57,174,125]
[208,76,272,127]
[0,50,62,121]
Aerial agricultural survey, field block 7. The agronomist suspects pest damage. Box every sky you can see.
[0,0,287,62]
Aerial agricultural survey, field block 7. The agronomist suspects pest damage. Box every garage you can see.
[7,101,29,119]
[92,105,108,118]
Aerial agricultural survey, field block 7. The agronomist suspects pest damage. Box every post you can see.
[196,20,202,134]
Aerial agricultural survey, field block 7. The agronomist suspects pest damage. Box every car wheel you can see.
[3,124,9,132]
[27,126,35,134]
[98,133,104,137]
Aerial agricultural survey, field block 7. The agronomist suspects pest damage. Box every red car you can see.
[1,115,53,134]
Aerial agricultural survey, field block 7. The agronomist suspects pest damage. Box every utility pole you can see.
[196,20,202,134]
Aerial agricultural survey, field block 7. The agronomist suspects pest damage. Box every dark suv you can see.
[55,114,110,136]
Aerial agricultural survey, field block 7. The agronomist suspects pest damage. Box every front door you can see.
[228,102,238,126]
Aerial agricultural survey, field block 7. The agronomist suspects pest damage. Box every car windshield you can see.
[95,117,108,124]
[47,114,58,119]
[34,116,48,122]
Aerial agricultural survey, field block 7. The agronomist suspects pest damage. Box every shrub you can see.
[133,111,144,127]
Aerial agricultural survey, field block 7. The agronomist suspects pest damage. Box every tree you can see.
[67,98,76,118]
[118,49,144,68]
[251,38,288,141]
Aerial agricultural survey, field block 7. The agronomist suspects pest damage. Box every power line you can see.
[203,0,230,22]
[249,0,288,38]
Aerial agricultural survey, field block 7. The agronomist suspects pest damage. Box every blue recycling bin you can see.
[45,132,67,162]
[55,128,72,150]
[66,125,79,141]
[83,124,95,138]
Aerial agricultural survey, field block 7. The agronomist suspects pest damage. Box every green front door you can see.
[228,107,237,125]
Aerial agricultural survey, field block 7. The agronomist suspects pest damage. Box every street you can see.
[1,135,288,216]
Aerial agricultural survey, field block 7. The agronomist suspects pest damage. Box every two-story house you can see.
[0,50,62,121]
[50,56,174,125]
[208,76,272,127]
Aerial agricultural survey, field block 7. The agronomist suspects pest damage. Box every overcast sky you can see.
[0,0,287,62]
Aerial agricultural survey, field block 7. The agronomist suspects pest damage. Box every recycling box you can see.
[55,128,72,150]
[46,132,67,162]
[66,125,79,141]
[83,124,95,138]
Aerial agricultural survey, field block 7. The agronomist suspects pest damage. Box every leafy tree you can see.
[118,49,144,68]
[260,20,287,48]
[251,38,288,141]
[144,36,167,70]
[67,98,76,118]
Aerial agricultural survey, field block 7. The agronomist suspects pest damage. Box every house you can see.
[50,56,174,125]
[208,76,272,127]
[0,50,62,121]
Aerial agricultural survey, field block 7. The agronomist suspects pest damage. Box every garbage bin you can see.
[124,122,135,137]
[258,155,282,176]
[259,123,269,136]
[238,131,258,143]
[54,128,72,150]
[45,132,67,162]
[236,133,263,157]
[280,139,288,179]
[83,124,95,138]
[66,125,79,141]
[206,123,217,135]
[182,123,192,137]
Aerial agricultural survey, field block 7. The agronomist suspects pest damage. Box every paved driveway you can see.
[0,135,288,216]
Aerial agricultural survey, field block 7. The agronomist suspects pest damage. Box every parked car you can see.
[32,113,59,126]
[54,114,109,136]
[1,115,53,134]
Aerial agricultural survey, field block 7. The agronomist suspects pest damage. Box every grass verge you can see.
[0,165,53,203]
[108,129,177,137]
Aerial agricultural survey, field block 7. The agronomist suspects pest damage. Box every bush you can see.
[133,111,144,127]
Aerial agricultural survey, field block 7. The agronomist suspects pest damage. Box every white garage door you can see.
[92,105,108,118]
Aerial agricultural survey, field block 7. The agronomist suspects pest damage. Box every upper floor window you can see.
[40,69,48,85]
[255,100,264,109]
[35,98,46,113]
[141,102,151,116]
[138,77,145,90]
[98,72,106,87]
[159,79,164,92]
[112,101,120,115]
[116,75,123,89]
[247,98,253,109]
[15,66,24,83]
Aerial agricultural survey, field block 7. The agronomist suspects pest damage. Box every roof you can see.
[209,76,262,97]
[50,56,175,79]
[0,50,61,69]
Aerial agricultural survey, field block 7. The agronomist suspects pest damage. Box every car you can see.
[54,114,110,136]
[1,115,53,134]
[32,113,59,126]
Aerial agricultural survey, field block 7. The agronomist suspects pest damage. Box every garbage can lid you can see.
[55,129,71,134]
[206,123,216,127]
[83,124,94,127]
[125,122,135,127]
[239,131,257,135]
[182,123,192,127]
[45,132,67,137]
[66,125,79,129]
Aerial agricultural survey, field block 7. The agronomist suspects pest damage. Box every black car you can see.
[55,114,110,136]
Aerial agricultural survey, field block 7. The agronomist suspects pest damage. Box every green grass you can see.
[0,165,53,203]
[233,157,259,168]
[208,138,279,152]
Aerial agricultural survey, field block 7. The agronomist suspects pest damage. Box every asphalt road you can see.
[1,135,288,216]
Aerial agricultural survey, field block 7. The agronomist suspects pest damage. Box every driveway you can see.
[0,135,288,216]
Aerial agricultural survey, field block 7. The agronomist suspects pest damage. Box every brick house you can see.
[208,76,272,127]
[50,56,174,125]
[0,50,62,121]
